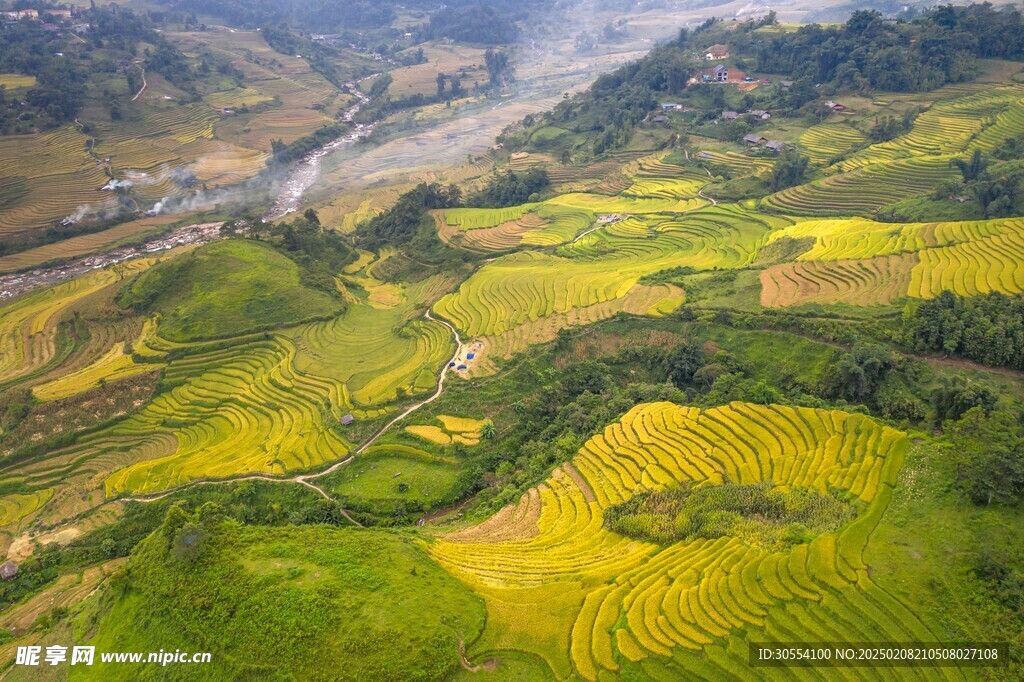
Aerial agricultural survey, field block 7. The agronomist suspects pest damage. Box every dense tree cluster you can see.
[947,408,1024,507]
[248,210,356,297]
[737,5,1024,92]
[418,4,518,45]
[484,48,513,86]
[0,22,86,131]
[902,291,1024,370]
[467,168,549,207]
[356,182,462,250]
[822,342,894,403]
[769,151,810,192]
[154,0,396,31]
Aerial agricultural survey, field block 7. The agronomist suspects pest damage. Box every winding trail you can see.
[120,309,465,527]
[131,68,147,102]
[684,148,718,206]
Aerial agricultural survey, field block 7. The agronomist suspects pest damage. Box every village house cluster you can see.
[1,6,90,32]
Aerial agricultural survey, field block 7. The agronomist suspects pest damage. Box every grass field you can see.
[388,43,489,98]
[76,524,485,680]
[0,74,36,89]
[327,446,461,509]
[118,239,344,342]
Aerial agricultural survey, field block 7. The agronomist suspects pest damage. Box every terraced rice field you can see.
[759,217,1024,306]
[0,490,53,528]
[33,317,161,401]
[761,156,958,216]
[760,254,919,307]
[970,94,1024,153]
[445,205,537,231]
[693,151,773,177]
[103,335,354,496]
[434,205,785,356]
[286,275,454,406]
[619,153,711,200]
[204,87,274,109]
[547,192,705,215]
[0,74,36,89]
[0,259,155,389]
[522,205,595,246]
[0,127,117,235]
[481,283,685,362]
[835,86,1024,171]
[798,123,868,164]
[387,43,488,98]
[429,402,925,680]
[435,205,783,339]
[0,215,180,274]
[1,27,342,236]
[764,216,1009,261]
[406,415,488,446]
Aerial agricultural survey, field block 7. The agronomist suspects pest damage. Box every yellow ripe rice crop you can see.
[0,74,36,89]
[759,217,1024,305]
[0,259,155,387]
[0,489,53,529]
[104,335,353,496]
[406,415,487,446]
[428,402,927,680]
[33,317,161,402]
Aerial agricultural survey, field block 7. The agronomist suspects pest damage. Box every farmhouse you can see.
[721,110,740,121]
[704,44,730,60]
[650,115,667,123]
[743,134,767,145]
[660,102,682,111]
[749,109,771,120]
[712,64,729,82]
[2,9,37,20]
[340,414,355,426]
[825,100,846,111]
[765,140,788,153]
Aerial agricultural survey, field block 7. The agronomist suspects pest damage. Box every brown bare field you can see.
[389,43,489,98]
[760,253,918,307]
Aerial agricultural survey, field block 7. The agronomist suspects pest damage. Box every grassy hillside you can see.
[72,518,484,681]
[118,240,343,342]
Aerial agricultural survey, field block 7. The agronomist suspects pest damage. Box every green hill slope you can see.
[71,514,484,680]
[118,240,344,342]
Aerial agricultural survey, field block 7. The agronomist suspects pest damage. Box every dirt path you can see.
[119,309,465,527]
[457,639,497,672]
[571,223,607,244]
[131,68,146,102]
[684,149,719,206]
[562,462,596,503]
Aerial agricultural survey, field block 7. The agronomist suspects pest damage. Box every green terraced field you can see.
[761,157,958,216]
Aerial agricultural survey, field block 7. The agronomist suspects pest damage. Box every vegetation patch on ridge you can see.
[604,481,858,551]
